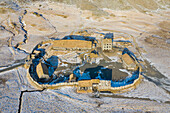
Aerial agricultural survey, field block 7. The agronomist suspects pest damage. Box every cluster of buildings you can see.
[77,79,111,93]
[27,31,141,94]
[102,33,132,51]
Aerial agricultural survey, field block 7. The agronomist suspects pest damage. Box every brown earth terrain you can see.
[0,0,170,112]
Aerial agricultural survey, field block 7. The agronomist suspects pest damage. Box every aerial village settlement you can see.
[25,30,142,94]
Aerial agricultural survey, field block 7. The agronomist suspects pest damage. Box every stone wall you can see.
[27,68,143,94]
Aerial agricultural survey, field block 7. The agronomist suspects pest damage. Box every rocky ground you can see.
[0,0,170,112]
